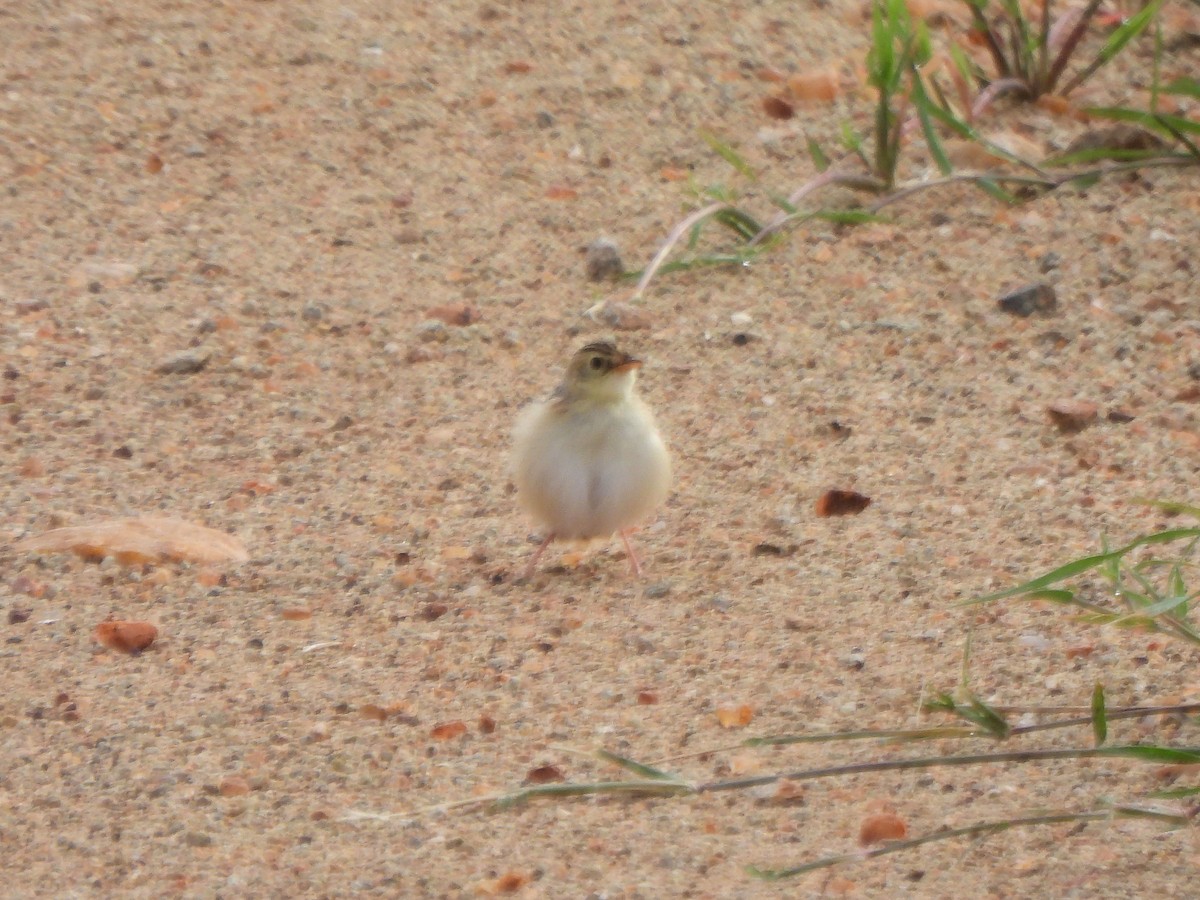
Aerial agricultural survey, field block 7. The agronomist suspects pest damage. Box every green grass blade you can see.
[745,725,979,747]
[1134,499,1200,520]
[700,130,757,180]
[809,209,890,225]
[1092,684,1107,747]
[1097,746,1200,764]
[749,812,1113,880]
[595,750,683,782]
[807,138,831,173]
[1149,785,1200,799]
[1164,77,1200,99]
[1045,147,1180,166]
[713,207,763,241]
[1086,106,1200,136]
[974,176,1019,203]
[1062,0,1165,97]
[493,779,693,809]
[924,692,1011,737]
[972,528,1200,605]
[840,121,869,167]
[765,191,798,214]
[911,80,954,175]
[972,553,1118,603]
[1113,591,1189,622]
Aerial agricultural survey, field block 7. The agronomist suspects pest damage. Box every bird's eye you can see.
[589,356,605,371]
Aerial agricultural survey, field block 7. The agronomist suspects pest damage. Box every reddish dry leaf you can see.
[787,70,839,102]
[524,764,565,784]
[145,153,164,174]
[10,575,45,598]
[716,704,754,728]
[218,776,251,797]
[1156,762,1200,781]
[762,95,795,119]
[18,516,249,565]
[478,714,497,734]
[859,812,908,845]
[18,456,45,477]
[827,877,858,896]
[504,60,533,74]
[766,778,805,803]
[636,690,659,705]
[425,304,481,327]
[195,568,224,588]
[430,721,468,740]
[94,620,158,654]
[281,607,313,621]
[474,871,531,895]
[815,489,872,517]
[544,184,579,200]
[660,166,690,182]
[1065,644,1095,659]
[360,704,389,722]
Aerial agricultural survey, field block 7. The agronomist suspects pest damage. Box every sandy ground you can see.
[4,1,1200,897]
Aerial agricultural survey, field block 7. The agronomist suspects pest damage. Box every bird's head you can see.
[562,341,642,403]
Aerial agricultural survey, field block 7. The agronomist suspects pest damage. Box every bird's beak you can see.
[611,355,642,374]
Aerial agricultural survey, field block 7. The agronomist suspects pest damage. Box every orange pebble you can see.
[94,620,158,653]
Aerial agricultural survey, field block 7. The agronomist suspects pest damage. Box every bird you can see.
[512,341,671,577]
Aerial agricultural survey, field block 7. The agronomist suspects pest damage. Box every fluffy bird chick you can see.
[512,341,671,577]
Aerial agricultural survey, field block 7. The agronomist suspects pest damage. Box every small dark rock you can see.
[1037,252,1061,273]
[420,603,448,622]
[301,305,323,322]
[1065,125,1167,155]
[1106,409,1135,424]
[331,415,353,431]
[112,445,133,459]
[584,237,623,282]
[8,608,32,625]
[155,350,210,375]
[1047,399,1099,433]
[998,283,1057,317]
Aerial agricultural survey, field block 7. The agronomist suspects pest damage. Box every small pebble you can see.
[585,238,624,282]
[997,283,1057,317]
[1047,399,1099,433]
[155,350,210,375]
[416,320,448,343]
[1037,252,1061,273]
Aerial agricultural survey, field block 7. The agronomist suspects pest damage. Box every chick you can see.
[512,341,671,576]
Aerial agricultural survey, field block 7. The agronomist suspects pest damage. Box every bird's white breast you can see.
[512,395,670,540]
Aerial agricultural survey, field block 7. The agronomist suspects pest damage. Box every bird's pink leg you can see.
[524,533,555,578]
[619,530,643,577]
